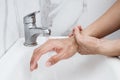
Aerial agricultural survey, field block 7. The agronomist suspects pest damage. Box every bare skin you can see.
[74,27,120,56]
[30,0,120,71]
[82,0,120,38]
[30,37,78,71]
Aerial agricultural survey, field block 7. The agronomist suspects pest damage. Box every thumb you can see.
[46,54,63,67]
[77,26,83,31]
[74,27,83,42]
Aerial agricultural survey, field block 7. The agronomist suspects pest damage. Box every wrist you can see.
[70,36,79,52]
[97,39,109,55]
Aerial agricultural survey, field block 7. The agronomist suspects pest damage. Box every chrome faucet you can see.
[23,11,51,46]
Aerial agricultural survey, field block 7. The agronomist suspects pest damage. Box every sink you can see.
[0,37,119,80]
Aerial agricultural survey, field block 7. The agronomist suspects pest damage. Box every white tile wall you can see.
[5,0,20,50]
[0,0,19,57]
[0,0,6,57]
[14,0,40,37]
[0,0,40,57]
[87,0,116,26]
[51,0,84,36]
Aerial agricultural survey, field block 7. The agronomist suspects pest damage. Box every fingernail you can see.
[78,26,82,31]
[30,67,33,71]
[46,62,52,67]
[30,62,36,71]
[30,65,34,71]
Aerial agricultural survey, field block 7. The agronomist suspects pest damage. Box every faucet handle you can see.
[29,27,51,36]
[43,28,51,36]
[24,11,40,24]
[37,27,51,36]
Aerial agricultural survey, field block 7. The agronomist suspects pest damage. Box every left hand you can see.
[30,37,79,71]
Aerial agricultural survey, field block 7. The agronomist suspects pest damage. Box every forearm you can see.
[98,39,120,56]
[82,0,120,38]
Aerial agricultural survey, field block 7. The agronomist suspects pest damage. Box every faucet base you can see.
[24,42,37,47]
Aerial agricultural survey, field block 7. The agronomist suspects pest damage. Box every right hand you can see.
[73,27,100,55]
[69,26,82,37]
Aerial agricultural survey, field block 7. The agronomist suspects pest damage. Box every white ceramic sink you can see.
[0,37,120,80]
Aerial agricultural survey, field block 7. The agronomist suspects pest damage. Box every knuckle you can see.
[47,39,57,46]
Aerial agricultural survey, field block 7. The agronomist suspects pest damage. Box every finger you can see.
[69,26,82,37]
[30,44,53,70]
[74,27,82,41]
[30,40,54,71]
[30,62,38,71]
[45,53,65,67]
[68,28,75,37]
[77,26,82,31]
[68,33,73,37]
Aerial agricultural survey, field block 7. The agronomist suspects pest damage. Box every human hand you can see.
[69,26,82,37]
[73,27,100,55]
[30,37,78,71]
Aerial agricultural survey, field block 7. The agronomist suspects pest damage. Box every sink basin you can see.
[0,37,119,80]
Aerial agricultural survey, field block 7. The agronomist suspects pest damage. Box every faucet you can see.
[23,11,51,47]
